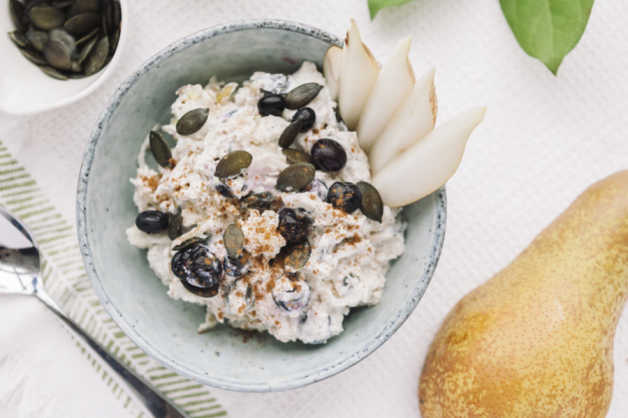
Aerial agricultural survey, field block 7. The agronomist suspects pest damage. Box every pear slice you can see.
[357,37,415,151]
[369,69,437,174]
[338,19,380,130]
[323,45,343,101]
[373,107,486,207]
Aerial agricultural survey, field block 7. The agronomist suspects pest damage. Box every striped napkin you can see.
[0,140,227,418]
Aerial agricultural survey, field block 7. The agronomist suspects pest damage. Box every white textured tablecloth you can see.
[1,1,627,417]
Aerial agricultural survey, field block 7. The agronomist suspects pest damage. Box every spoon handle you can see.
[37,295,187,418]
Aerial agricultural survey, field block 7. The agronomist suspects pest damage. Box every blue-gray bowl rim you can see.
[76,19,447,392]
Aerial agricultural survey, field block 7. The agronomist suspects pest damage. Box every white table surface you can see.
[1,1,627,417]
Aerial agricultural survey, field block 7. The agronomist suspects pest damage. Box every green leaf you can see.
[368,0,415,19]
[500,0,594,75]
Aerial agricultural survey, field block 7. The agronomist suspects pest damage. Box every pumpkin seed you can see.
[25,27,49,51]
[66,72,88,79]
[357,181,383,222]
[176,108,209,135]
[99,10,106,36]
[282,240,311,270]
[64,12,100,36]
[19,47,47,65]
[282,148,310,165]
[99,0,112,35]
[38,65,68,80]
[51,0,74,8]
[75,34,98,64]
[112,0,121,28]
[109,26,120,56]
[173,236,205,251]
[284,83,323,109]
[215,150,252,178]
[10,0,27,32]
[8,0,122,80]
[168,211,183,240]
[223,224,245,260]
[276,162,315,192]
[44,29,76,71]
[8,31,29,48]
[75,27,99,46]
[83,34,109,75]
[29,4,65,30]
[69,0,100,16]
[102,48,113,68]
[105,0,115,34]
[69,60,82,73]
[149,131,172,168]
[24,0,49,10]
[278,121,301,148]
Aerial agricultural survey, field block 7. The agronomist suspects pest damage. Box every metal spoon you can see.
[0,206,187,418]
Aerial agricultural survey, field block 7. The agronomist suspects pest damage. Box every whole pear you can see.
[419,170,628,417]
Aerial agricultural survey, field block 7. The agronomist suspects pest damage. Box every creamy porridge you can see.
[127,62,405,344]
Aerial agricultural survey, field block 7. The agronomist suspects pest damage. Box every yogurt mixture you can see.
[127,62,405,343]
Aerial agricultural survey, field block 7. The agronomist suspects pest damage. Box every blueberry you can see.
[327,182,362,213]
[215,183,234,198]
[223,256,248,277]
[310,138,347,172]
[277,207,312,244]
[171,244,223,297]
[257,94,286,116]
[241,191,275,210]
[291,107,316,132]
[278,240,311,271]
[135,210,168,233]
[307,179,328,200]
[272,275,311,316]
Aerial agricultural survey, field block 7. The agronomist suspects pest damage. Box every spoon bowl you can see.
[0,206,186,418]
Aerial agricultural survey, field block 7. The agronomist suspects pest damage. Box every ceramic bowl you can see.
[77,20,446,392]
[0,0,128,115]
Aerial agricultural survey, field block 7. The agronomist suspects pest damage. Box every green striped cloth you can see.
[0,141,227,418]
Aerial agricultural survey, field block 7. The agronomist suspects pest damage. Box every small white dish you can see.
[0,0,128,115]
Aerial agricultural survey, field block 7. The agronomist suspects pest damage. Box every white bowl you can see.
[0,0,128,115]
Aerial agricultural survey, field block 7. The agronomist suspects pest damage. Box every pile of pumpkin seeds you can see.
[8,0,121,80]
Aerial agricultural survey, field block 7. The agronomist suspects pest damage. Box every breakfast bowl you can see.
[77,20,446,392]
[0,0,128,115]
